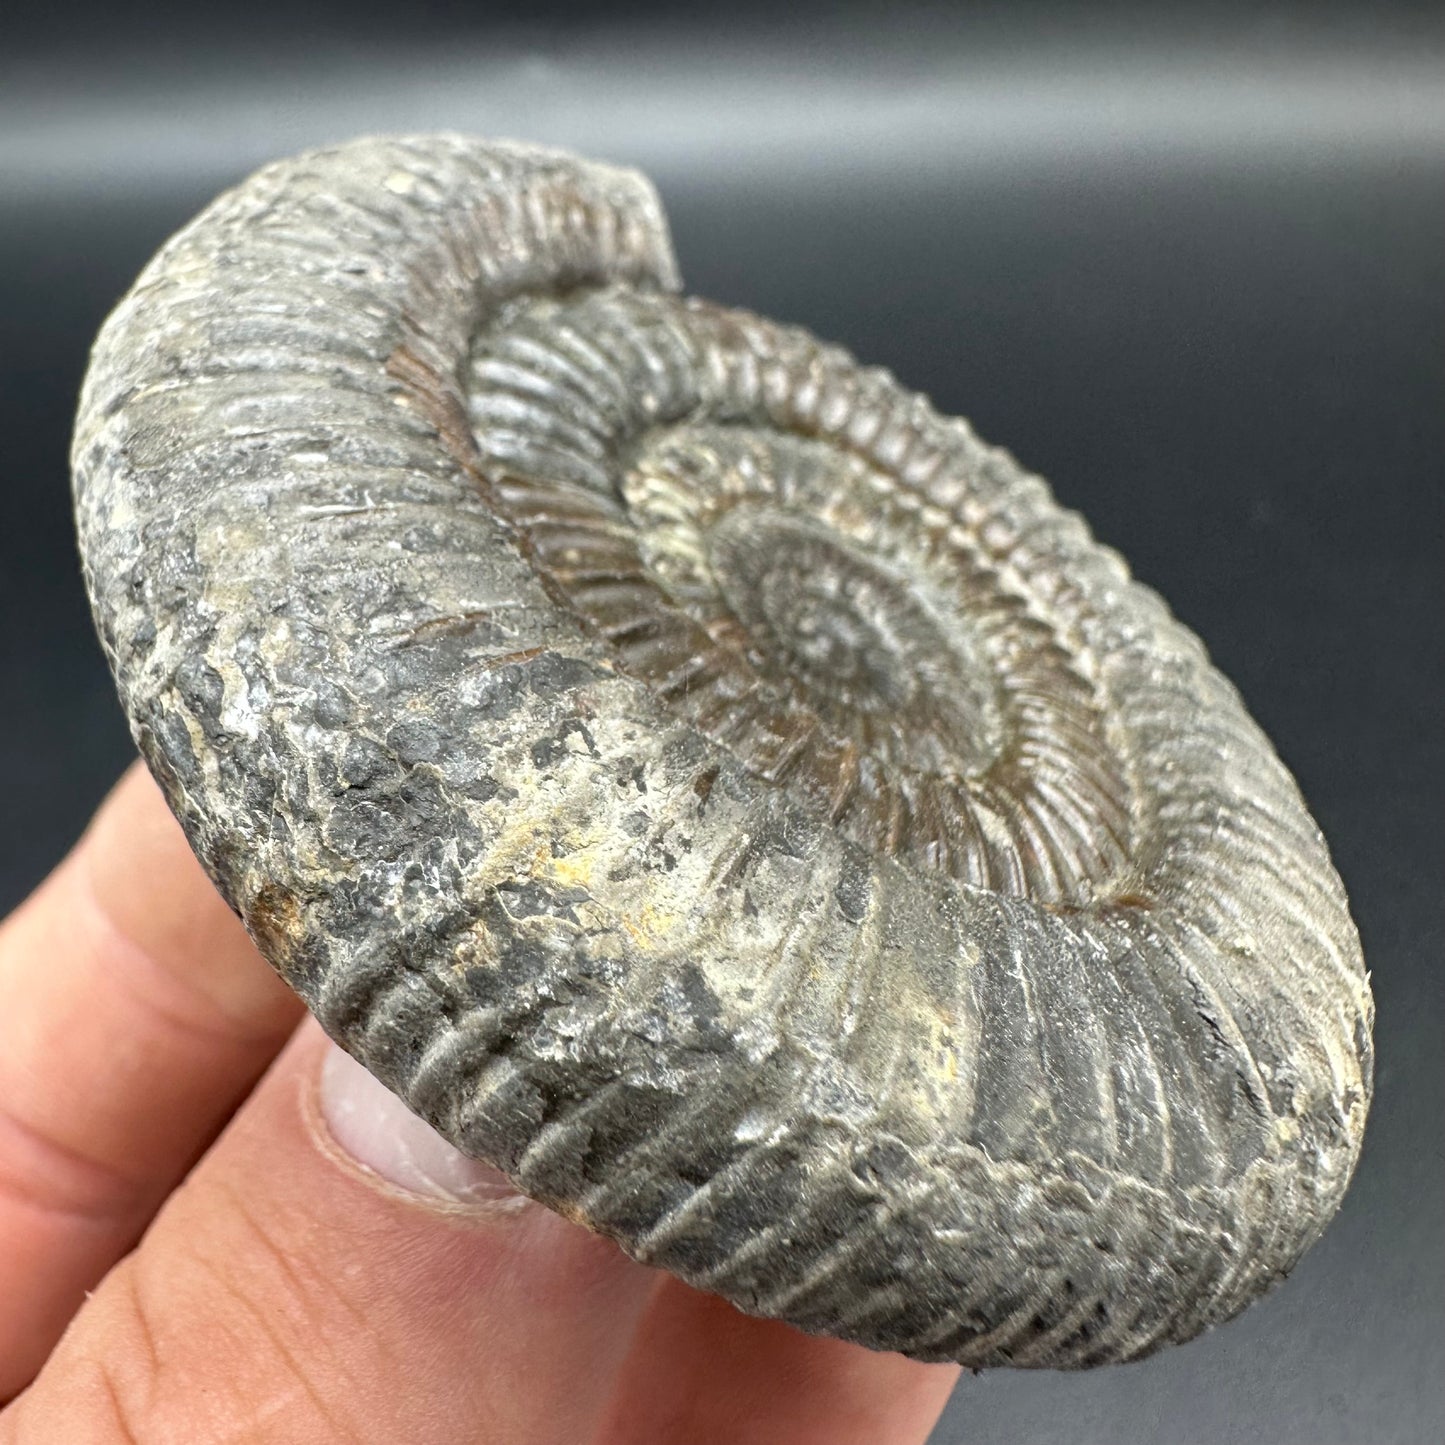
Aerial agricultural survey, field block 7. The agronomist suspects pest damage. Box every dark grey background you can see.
[2,3,1441,1441]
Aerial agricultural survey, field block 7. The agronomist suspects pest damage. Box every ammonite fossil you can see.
[72,134,1374,1369]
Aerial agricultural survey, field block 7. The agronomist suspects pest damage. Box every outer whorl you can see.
[72,134,1373,1369]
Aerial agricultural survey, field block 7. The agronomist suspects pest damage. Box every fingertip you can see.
[313,1030,524,1207]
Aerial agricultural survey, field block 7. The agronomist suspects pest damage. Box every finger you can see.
[597,1277,960,1445]
[0,762,303,1397]
[3,1021,660,1444]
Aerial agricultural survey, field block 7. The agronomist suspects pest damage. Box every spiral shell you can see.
[72,135,1373,1368]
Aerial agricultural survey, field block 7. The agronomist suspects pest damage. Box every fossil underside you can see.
[72,134,1373,1368]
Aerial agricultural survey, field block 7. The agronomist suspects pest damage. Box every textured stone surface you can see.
[71,133,1373,1368]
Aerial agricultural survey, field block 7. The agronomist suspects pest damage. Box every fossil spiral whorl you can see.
[72,135,1373,1368]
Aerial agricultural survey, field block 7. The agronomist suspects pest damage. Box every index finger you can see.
[0,762,303,1397]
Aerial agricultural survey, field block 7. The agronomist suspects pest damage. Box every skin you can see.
[0,763,959,1443]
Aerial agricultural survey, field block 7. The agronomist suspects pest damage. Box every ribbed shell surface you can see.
[71,134,1373,1368]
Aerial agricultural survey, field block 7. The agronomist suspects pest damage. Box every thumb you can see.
[3,1020,658,1445]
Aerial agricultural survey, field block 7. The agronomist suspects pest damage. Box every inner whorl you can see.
[462,286,1132,906]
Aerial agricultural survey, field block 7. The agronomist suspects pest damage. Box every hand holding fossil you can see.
[0,765,960,1442]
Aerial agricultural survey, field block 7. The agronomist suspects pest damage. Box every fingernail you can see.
[318,1039,525,1207]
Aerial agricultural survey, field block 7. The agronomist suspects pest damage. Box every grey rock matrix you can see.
[71,134,1373,1368]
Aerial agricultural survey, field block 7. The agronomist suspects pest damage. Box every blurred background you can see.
[2,2,1441,1440]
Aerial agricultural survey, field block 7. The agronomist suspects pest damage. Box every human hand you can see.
[0,763,959,1443]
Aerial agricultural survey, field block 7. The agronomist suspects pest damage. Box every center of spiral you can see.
[622,430,1006,780]
[709,510,924,709]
